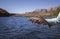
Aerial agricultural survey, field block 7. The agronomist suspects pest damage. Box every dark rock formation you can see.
[0,8,12,17]
[28,16,52,28]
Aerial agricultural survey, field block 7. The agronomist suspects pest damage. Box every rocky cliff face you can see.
[34,9,47,13]
[0,8,15,17]
[0,8,10,17]
[25,6,60,14]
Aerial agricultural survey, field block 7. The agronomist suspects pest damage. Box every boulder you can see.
[28,16,52,28]
[29,17,43,24]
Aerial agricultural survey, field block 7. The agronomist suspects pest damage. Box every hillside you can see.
[24,6,60,17]
[0,6,60,17]
[0,8,15,17]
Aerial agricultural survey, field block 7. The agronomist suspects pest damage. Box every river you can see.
[0,17,60,39]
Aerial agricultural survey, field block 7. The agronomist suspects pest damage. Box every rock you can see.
[29,17,43,24]
[28,16,52,28]
[34,9,47,13]
[25,6,60,15]
[0,8,10,17]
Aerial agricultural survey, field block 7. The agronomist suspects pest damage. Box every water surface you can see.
[0,17,60,39]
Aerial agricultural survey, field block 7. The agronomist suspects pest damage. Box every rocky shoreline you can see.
[28,16,52,28]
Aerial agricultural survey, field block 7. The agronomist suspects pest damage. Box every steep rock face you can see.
[47,7,57,13]
[34,9,47,13]
[28,17,52,28]
[25,6,60,14]
[0,8,10,17]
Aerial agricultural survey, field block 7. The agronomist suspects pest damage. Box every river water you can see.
[0,17,60,39]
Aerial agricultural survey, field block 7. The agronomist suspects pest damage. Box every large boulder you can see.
[28,17,52,28]
[0,8,10,17]
[29,17,43,24]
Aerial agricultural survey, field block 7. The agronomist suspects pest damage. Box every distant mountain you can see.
[25,6,60,14]
[24,6,60,17]
[33,9,47,13]
[0,6,60,17]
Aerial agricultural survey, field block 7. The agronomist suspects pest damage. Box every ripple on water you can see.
[0,17,60,39]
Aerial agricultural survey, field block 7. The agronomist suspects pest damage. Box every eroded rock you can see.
[0,8,12,17]
[28,17,52,28]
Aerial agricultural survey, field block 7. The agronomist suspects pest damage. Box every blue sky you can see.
[0,0,60,14]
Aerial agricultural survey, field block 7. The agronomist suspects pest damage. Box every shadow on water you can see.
[0,17,60,39]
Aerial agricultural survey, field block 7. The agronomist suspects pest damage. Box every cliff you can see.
[0,8,15,17]
[24,6,60,17]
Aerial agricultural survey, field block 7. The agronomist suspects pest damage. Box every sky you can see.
[0,0,60,14]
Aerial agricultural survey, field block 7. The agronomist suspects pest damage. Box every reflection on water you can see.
[0,17,60,39]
